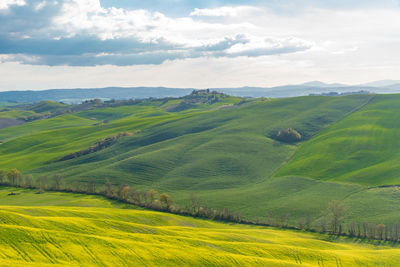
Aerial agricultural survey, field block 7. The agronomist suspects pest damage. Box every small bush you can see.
[276,128,302,142]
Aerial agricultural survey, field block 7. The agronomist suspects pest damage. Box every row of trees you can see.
[0,169,63,191]
[103,182,240,221]
[1,168,399,242]
[0,169,177,211]
[0,169,241,222]
[261,200,400,241]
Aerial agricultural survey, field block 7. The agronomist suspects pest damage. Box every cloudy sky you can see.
[0,0,399,90]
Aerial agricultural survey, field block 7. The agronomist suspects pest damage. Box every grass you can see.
[0,187,130,208]
[0,108,35,119]
[29,100,68,113]
[2,93,400,265]
[276,94,400,186]
[188,176,400,224]
[3,94,400,224]
[36,95,371,180]
[0,187,399,266]
[0,114,95,141]
[2,94,393,224]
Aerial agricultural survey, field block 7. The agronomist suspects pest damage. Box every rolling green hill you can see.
[0,187,399,266]
[276,94,400,186]
[0,95,371,173]
[2,93,400,225]
[29,100,68,113]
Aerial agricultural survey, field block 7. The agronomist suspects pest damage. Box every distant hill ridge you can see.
[1,80,400,104]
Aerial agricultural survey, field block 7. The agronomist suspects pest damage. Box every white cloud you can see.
[190,6,260,17]
[225,36,314,57]
[51,1,258,45]
[34,1,48,11]
[0,0,26,10]
[0,1,399,89]
[0,0,312,66]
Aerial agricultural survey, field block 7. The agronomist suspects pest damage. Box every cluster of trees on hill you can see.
[22,113,50,122]
[59,132,134,161]
[1,168,398,242]
[166,90,230,112]
[275,128,302,142]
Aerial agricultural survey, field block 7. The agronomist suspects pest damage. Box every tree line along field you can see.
[2,92,400,228]
[0,187,400,267]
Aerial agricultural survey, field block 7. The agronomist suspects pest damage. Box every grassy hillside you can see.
[0,93,243,171]
[0,108,35,119]
[3,94,394,224]
[31,95,372,186]
[0,187,399,266]
[276,94,400,186]
[29,100,68,113]
[188,175,400,224]
[5,93,400,224]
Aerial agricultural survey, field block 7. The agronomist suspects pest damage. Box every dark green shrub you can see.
[276,128,302,142]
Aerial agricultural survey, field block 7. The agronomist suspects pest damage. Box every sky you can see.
[0,0,399,90]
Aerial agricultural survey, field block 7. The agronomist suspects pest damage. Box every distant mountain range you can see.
[360,80,400,87]
[218,80,400,98]
[1,80,400,103]
[0,87,193,104]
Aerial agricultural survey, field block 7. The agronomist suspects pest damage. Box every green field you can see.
[2,92,400,265]
[276,94,400,186]
[0,187,399,266]
[1,93,400,226]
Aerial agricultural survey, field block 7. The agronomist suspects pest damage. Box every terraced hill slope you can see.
[0,187,399,267]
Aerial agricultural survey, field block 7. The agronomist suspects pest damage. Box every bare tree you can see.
[278,213,291,228]
[103,178,114,197]
[362,222,368,238]
[73,181,83,192]
[189,193,200,214]
[318,216,327,233]
[394,224,399,242]
[0,170,5,183]
[25,174,34,188]
[356,222,361,238]
[265,212,273,226]
[326,200,348,234]
[348,222,356,237]
[304,215,312,231]
[86,180,97,194]
[37,175,48,191]
[53,174,63,190]
[7,168,22,186]
[376,224,385,240]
